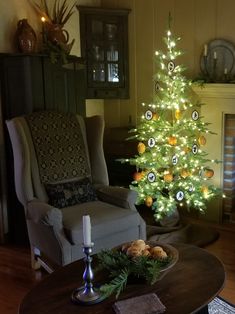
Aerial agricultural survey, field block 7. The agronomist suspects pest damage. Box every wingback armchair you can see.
[6,111,146,270]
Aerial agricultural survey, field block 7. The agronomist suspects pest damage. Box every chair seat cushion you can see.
[45,177,97,209]
[61,201,141,245]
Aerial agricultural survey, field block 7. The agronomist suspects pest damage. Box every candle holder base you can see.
[71,286,105,305]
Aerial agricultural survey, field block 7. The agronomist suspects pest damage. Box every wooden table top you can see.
[18,243,225,314]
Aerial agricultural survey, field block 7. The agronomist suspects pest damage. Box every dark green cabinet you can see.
[78,6,130,99]
[0,54,86,119]
[43,57,85,115]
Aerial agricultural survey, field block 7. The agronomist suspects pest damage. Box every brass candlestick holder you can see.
[71,243,105,305]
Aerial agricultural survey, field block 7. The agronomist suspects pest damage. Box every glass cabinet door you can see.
[78,6,130,99]
[107,42,119,82]
[89,19,120,84]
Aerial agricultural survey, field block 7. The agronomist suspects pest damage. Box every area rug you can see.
[208,297,235,313]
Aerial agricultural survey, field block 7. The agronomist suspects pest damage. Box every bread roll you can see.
[131,239,146,251]
[126,246,143,257]
[142,248,151,257]
[151,246,168,259]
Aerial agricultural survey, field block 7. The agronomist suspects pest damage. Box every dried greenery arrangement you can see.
[30,0,76,63]
[95,240,176,299]
[32,0,76,26]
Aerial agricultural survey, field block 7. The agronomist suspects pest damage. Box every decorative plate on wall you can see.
[200,39,235,82]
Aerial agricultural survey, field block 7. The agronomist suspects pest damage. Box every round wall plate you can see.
[200,39,235,82]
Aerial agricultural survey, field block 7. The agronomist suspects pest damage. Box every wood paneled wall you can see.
[102,0,235,127]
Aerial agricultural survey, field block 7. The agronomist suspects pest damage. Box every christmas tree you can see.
[123,22,222,222]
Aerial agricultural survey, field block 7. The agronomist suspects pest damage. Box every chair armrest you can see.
[27,199,63,229]
[95,185,137,210]
[27,199,72,266]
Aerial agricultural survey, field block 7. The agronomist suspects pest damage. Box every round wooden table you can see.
[18,243,225,314]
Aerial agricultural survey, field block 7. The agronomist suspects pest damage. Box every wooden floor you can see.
[200,221,235,304]
[0,221,234,314]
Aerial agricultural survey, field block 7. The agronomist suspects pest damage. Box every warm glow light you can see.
[41,16,46,23]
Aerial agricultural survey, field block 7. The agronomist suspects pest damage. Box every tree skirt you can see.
[209,297,235,313]
[147,223,219,247]
[137,206,219,248]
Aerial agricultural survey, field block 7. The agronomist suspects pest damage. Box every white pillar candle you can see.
[204,44,208,57]
[83,215,91,246]
[224,68,228,75]
[213,51,217,59]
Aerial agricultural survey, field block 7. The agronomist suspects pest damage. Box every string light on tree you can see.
[120,15,221,222]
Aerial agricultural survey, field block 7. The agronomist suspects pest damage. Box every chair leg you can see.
[30,246,55,273]
[30,246,41,270]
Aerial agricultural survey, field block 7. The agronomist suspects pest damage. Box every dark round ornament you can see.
[147,172,156,183]
[148,138,156,148]
[155,81,160,92]
[176,191,184,201]
[188,185,195,192]
[168,61,175,72]
[192,110,199,121]
[192,144,198,154]
[172,155,178,165]
[145,110,153,120]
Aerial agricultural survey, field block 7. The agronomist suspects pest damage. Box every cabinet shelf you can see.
[77,6,130,99]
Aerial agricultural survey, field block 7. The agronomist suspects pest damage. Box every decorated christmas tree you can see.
[123,21,222,222]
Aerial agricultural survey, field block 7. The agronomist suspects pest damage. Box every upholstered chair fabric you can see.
[6,111,146,268]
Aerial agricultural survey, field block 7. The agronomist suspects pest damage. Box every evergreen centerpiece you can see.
[122,24,222,222]
[96,240,178,299]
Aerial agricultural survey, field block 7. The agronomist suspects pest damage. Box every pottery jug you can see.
[16,19,37,53]
[46,23,69,45]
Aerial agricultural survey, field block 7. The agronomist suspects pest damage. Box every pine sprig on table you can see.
[96,249,131,274]
[145,259,163,285]
[96,249,172,299]
[130,255,150,278]
[99,268,129,298]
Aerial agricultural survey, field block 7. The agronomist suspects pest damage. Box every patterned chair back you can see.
[26,111,91,184]
[7,111,94,206]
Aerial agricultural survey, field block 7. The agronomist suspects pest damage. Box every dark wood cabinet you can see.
[78,6,130,99]
[43,58,86,115]
[0,54,86,119]
[0,54,86,243]
[104,127,137,187]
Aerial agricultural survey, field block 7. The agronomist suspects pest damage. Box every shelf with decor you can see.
[198,39,235,83]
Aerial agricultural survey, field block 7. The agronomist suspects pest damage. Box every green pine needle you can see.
[99,268,129,299]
